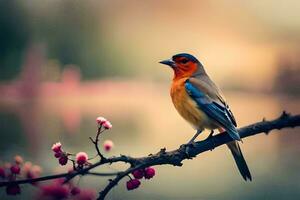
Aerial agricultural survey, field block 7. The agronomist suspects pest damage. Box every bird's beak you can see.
[159,59,175,67]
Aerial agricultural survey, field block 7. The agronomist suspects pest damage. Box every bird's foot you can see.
[206,130,216,151]
[205,130,214,140]
[187,130,202,144]
[181,142,196,159]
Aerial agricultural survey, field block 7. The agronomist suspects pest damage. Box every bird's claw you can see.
[184,147,192,159]
[206,130,214,140]
[183,142,196,158]
[187,140,196,147]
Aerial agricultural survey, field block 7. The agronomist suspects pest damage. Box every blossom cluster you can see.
[0,155,42,195]
[51,117,114,169]
[96,117,112,129]
[52,142,69,166]
[127,167,156,190]
[0,115,159,199]
[36,178,96,200]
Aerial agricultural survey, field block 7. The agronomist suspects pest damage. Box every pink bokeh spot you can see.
[103,140,114,152]
[6,184,21,195]
[71,187,81,196]
[0,167,6,178]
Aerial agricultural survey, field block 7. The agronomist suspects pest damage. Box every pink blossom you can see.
[126,179,141,190]
[54,152,62,158]
[144,167,156,179]
[102,120,112,129]
[10,165,21,174]
[14,155,23,165]
[58,156,68,166]
[6,184,21,195]
[126,180,134,190]
[132,169,144,179]
[52,142,62,153]
[96,117,107,125]
[76,152,88,165]
[103,140,114,151]
[22,162,41,180]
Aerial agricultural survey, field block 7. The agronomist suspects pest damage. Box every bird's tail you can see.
[219,128,252,181]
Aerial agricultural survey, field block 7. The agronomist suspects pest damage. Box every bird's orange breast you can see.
[170,78,218,130]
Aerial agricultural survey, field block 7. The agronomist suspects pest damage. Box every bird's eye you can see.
[180,59,189,64]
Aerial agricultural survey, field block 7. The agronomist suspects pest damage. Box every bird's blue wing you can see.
[185,79,240,141]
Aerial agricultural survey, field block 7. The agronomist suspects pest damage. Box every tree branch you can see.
[0,112,299,200]
[97,112,300,199]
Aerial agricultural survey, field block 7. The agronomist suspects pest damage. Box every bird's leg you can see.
[205,130,214,140]
[188,130,202,144]
[206,130,216,151]
[184,130,202,158]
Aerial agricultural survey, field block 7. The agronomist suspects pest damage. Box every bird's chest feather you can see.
[170,78,212,130]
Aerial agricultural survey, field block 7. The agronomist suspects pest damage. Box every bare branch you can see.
[0,112,299,200]
[97,112,300,199]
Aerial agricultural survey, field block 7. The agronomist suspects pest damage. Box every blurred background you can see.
[0,0,299,199]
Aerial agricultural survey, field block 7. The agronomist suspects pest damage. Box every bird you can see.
[159,53,252,181]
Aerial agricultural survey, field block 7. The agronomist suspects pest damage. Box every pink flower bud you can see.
[126,179,141,190]
[103,140,114,152]
[96,117,107,125]
[14,155,23,165]
[132,179,141,189]
[102,120,112,129]
[6,184,21,195]
[54,152,61,158]
[144,167,155,179]
[132,169,144,179]
[10,165,21,174]
[0,167,5,178]
[58,156,68,166]
[132,179,141,188]
[76,152,88,165]
[51,142,62,153]
[126,180,134,190]
[71,187,81,195]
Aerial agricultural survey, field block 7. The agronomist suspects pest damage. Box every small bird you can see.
[160,53,252,181]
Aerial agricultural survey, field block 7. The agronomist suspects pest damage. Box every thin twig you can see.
[90,126,106,161]
[87,172,120,176]
[0,173,69,187]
